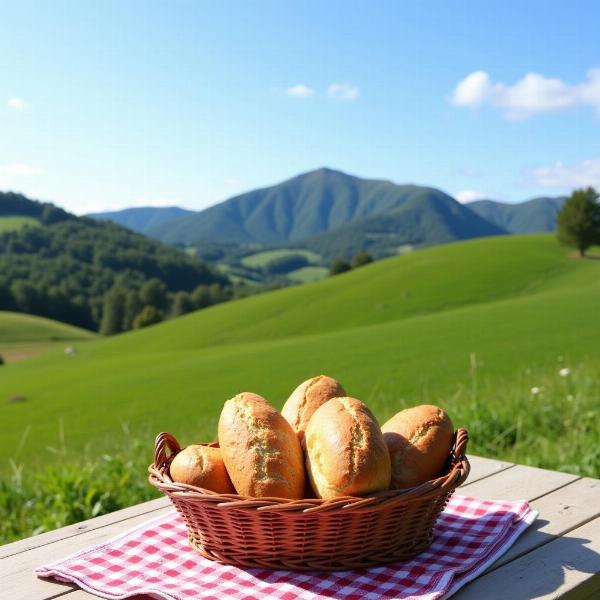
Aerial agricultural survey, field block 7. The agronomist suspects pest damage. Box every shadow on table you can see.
[458,519,600,600]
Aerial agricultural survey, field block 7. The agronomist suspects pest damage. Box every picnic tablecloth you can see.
[36,494,537,600]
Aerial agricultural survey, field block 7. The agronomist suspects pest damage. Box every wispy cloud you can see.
[327,83,359,101]
[452,68,600,119]
[7,97,27,111]
[284,84,315,98]
[455,190,486,203]
[527,158,600,189]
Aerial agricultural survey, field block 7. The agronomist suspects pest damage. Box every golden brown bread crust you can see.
[382,404,454,489]
[304,396,391,499]
[281,375,346,441]
[169,445,235,494]
[218,392,305,499]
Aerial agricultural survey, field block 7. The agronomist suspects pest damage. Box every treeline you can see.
[0,191,73,224]
[0,195,231,333]
[99,278,233,335]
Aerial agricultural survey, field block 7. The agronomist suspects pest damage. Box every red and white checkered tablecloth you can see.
[36,494,537,600]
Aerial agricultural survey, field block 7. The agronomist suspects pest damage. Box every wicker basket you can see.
[148,428,469,571]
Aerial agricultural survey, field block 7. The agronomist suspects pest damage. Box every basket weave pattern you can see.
[148,429,469,571]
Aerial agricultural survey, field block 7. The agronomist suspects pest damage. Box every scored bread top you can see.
[281,375,346,440]
[218,392,305,499]
[382,404,454,489]
[305,396,391,499]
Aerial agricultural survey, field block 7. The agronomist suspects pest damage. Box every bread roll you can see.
[218,392,305,499]
[382,405,454,489]
[169,445,235,494]
[281,375,346,441]
[304,396,391,499]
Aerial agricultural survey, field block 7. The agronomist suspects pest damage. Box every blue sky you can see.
[1,1,600,213]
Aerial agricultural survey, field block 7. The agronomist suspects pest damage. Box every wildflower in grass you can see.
[559,367,571,377]
[530,386,542,395]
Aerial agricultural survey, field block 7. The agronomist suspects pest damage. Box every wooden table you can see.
[2,456,599,599]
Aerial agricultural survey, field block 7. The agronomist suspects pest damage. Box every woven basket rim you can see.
[148,428,470,512]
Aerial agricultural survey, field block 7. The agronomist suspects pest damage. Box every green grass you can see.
[287,266,329,283]
[0,312,95,364]
[1,234,599,477]
[0,216,40,232]
[0,311,95,343]
[2,233,600,542]
[241,248,321,268]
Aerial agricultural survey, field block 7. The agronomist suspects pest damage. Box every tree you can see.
[191,284,212,309]
[351,251,373,268]
[132,305,163,329]
[11,280,41,313]
[139,278,168,310]
[329,259,352,276]
[557,187,600,257]
[122,289,142,331]
[170,291,193,317]
[100,287,127,335]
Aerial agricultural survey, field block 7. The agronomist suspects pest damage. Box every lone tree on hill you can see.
[557,187,600,257]
[351,251,373,268]
[329,259,352,276]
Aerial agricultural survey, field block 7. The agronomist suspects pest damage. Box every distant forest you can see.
[0,193,232,334]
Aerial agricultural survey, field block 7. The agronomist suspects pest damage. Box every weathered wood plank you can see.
[0,496,170,560]
[453,517,600,599]
[0,505,174,600]
[461,455,514,485]
[489,477,600,571]
[459,463,579,501]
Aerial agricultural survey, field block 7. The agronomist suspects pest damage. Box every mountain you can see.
[147,168,507,254]
[87,206,196,234]
[0,192,228,331]
[300,188,507,260]
[467,197,566,233]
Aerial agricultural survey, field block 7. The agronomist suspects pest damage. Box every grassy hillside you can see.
[0,311,96,342]
[241,248,321,268]
[1,234,599,474]
[0,312,96,364]
[0,216,40,232]
[93,235,577,352]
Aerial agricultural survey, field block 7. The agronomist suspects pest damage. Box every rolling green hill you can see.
[0,311,96,365]
[0,311,96,342]
[468,197,565,233]
[1,234,599,473]
[148,168,506,253]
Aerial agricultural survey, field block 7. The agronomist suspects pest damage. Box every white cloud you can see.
[7,96,27,111]
[327,83,359,101]
[455,190,487,204]
[0,162,43,177]
[284,84,315,98]
[527,158,600,189]
[452,68,600,119]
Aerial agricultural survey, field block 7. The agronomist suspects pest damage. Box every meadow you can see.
[0,215,40,233]
[1,233,599,540]
[0,312,95,364]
